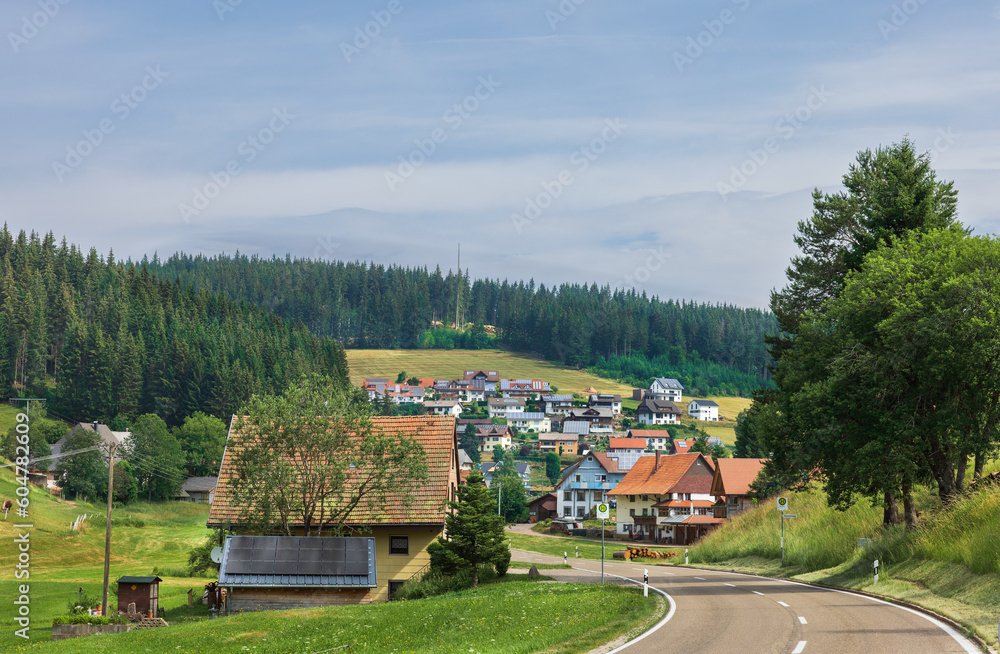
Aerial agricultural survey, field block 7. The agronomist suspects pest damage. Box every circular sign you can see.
[777,497,788,511]
[598,503,608,513]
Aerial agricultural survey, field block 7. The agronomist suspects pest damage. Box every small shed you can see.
[117,576,162,616]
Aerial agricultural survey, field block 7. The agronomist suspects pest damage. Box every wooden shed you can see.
[116,576,162,616]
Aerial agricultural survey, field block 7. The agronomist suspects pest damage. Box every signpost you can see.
[779,498,796,566]
[597,502,609,583]
[643,569,649,597]
[873,559,879,585]
[777,496,788,512]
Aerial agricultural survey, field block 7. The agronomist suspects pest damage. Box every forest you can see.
[0,227,349,427]
[151,254,777,395]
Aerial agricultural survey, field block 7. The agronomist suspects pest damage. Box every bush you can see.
[52,614,128,625]
[395,566,500,601]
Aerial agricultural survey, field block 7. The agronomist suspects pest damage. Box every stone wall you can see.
[51,624,130,640]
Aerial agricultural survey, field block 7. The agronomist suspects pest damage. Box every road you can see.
[512,550,980,654]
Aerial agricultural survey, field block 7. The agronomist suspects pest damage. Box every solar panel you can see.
[298,560,324,575]
[222,536,371,578]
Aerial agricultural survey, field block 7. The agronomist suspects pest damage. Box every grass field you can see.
[0,465,214,646]
[18,581,662,654]
[688,481,1000,648]
[347,349,635,397]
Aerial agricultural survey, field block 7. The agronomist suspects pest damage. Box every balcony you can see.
[632,515,657,526]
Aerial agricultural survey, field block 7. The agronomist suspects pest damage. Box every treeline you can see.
[592,353,771,397]
[0,228,349,426]
[151,254,777,393]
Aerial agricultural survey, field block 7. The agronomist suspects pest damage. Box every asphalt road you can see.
[512,550,980,654]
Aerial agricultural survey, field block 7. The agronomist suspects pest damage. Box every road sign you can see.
[777,497,789,512]
[783,514,796,519]
[597,502,609,519]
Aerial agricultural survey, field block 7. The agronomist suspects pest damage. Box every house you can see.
[627,429,670,451]
[457,449,475,472]
[476,425,513,452]
[208,415,460,605]
[463,370,499,394]
[480,461,530,487]
[649,378,684,402]
[710,458,766,519]
[607,452,720,544]
[47,422,131,488]
[671,436,724,455]
[498,379,550,399]
[527,493,557,522]
[566,407,614,433]
[635,398,681,425]
[363,380,425,404]
[688,400,720,421]
[505,412,551,433]
[555,452,626,519]
[488,396,525,418]
[607,437,648,471]
[588,394,622,415]
[176,476,217,503]
[425,400,463,417]
[433,379,486,403]
[537,433,578,455]
[540,394,574,416]
[561,421,590,437]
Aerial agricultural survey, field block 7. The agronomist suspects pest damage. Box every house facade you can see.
[481,461,531,487]
[588,394,622,415]
[554,452,625,518]
[488,397,526,418]
[710,458,766,519]
[425,400,464,417]
[363,380,425,404]
[537,433,578,455]
[635,398,681,425]
[627,429,670,451]
[476,424,513,452]
[463,370,499,394]
[688,400,720,421]
[498,379,550,399]
[433,379,486,403]
[649,378,684,403]
[607,452,719,545]
[541,394,574,416]
[208,415,460,605]
[566,407,614,433]
[506,412,551,433]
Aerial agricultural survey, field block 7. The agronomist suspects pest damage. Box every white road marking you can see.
[573,566,676,654]
[798,616,807,625]
[752,591,765,596]
[724,583,736,587]
[777,601,789,607]
[792,641,807,653]
[694,576,706,580]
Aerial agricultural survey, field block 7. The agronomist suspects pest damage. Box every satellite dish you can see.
[210,547,223,564]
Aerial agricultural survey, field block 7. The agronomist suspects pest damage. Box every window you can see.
[629,495,635,503]
[389,535,409,555]
[563,507,571,516]
[388,580,405,601]
[641,495,649,502]
[658,508,669,517]
[587,456,593,462]
[597,475,606,482]
[576,491,585,501]
[642,508,648,516]
[575,474,581,482]
[576,506,585,517]
[564,491,572,501]
[629,508,635,516]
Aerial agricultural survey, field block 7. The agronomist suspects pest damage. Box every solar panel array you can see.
[224,536,370,576]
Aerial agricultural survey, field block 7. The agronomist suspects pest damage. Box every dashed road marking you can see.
[752,591,765,596]
[694,576,706,580]
[792,641,807,653]
[798,616,808,624]
[724,583,736,587]
[777,601,790,607]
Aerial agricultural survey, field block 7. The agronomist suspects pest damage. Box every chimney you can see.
[93,421,99,432]
[655,450,661,471]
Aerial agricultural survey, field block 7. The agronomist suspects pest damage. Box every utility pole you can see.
[101,442,116,616]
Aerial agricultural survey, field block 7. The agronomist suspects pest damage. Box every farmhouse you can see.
[209,415,460,605]
[635,398,681,425]
[710,458,766,518]
[688,399,720,422]
[566,407,614,433]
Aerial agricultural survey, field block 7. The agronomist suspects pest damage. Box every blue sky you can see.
[2,0,997,308]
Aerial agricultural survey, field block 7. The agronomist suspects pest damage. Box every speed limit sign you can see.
[777,497,789,512]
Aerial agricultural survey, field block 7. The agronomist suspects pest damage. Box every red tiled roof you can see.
[627,430,670,439]
[208,415,457,528]
[593,452,621,474]
[711,458,767,497]
[683,515,725,525]
[672,440,691,455]
[609,438,647,450]
[607,453,713,496]
[652,499,716,509]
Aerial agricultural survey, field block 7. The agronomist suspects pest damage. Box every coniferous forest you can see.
[0,228,349,426]
[152,253,777,395]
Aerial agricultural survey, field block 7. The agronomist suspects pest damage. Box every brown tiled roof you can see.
[609,437,647,450]
[208,415,457,528]
[683,515,725,525]
[607,453,713,496]
[627,430,669,439]
[711,458,767,497]
[592,452,621,474]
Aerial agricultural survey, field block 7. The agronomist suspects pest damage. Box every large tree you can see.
[493,451,528,523]
[54,426,108,501]
[428,469,509,587]
[173,411,227,477]
[460,423,481,464]
[127,413,186,501]
[226,373,429,537]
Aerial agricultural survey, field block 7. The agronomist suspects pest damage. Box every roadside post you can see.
[874,559,879,585]
[685,548,688,565]
[644,569,649,597]
[597,502,610,583]
[575,545,578,558]
[777,497,794,565]
[564,551,567,565]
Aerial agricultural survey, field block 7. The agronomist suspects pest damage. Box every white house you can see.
[425,400,463,417]
[488,397,526,418]
[588,394,622,415]
[476,425,514,452]
[628,429,670,451]
[506,412,551,433]
[650,378,684,403]
[635,398,681,425]
[541,394,574,416]
[687,400,720,422]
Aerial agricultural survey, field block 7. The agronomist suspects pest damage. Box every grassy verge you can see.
[509,531,678,564]
[16,581,661,654]
[687,482,1000,648]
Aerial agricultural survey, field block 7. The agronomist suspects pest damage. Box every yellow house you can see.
[208,415,459,606]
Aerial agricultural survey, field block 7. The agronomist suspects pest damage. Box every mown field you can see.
[0,465,214,646]
[687,479,1000,648]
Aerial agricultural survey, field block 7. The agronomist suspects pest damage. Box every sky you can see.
[2,0,998,309]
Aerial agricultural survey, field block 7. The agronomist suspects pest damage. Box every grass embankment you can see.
[509,531,677,563]
[18,581,662,654]
[0,465,214,646]
[688,482,1000,648]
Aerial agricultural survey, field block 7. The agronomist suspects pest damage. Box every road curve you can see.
[512,550,979,654]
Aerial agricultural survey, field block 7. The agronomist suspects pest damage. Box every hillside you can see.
[689,481,1000,648]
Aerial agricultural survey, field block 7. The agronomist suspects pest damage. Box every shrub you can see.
[52,614,128,625]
